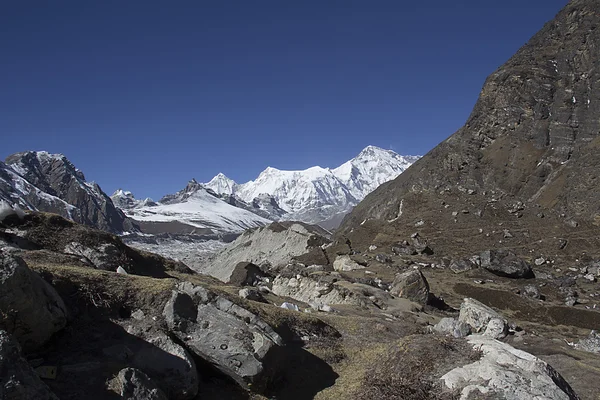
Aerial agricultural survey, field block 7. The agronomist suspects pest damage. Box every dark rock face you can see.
[4,151,136,233]
[0,330,59,399]
[480,250,534,279]
[339,1,600,244]
[114,368,168,400]
[228,262,270,286]
[0,253,67,352]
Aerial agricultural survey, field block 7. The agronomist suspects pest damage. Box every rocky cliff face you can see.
[4,151,136,233]
[339,0,600,248]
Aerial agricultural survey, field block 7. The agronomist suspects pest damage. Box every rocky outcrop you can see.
[332,255,365,271]
[338,0,600,254]
[433,318,471,338]
[272,272,394,309]
[575,330,600,354]
[5,151,136,233]
[204,221,331,282]
[441,335,579,400]
[0,253,67,352]
[458,298,504,333]
[114,368,168,400]
[121,321,199,400]
[1,212,192,277]
[227,262,270,286]
[163,283,283,389]
[0,330,59,400]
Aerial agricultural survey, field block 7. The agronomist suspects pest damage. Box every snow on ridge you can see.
[120,145,420,231]
[126,185,270,233]
[201,145,420,221]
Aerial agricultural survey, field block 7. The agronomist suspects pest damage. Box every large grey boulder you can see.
[441,335,579,400]
[0,253,67,351]
[0,330,58,400]
[272,273,393,309]
[115,368,168,400]
[163,283,283,389]
[458,298,503,333]
[480,249,533,279]
[389,269,430,305]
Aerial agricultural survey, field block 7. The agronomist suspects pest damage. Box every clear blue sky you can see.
[1,0,568,200]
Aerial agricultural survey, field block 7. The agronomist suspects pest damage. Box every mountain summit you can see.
[205,146,419,225]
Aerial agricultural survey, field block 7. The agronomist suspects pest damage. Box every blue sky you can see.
[1,0,567,200]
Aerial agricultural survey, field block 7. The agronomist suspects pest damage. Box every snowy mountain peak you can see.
[112,189,133,198]
[199,145,420,225]
[205,173,238,196]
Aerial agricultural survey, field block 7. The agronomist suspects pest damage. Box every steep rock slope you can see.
[3,152,135,233]
[339,0,600,253]
[0,161,77,218]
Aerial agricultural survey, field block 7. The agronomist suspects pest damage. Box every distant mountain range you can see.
[0,146,419,235]
[113,146,420,231]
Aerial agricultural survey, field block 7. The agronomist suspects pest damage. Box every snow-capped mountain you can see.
[1,151,135,233]
[204,173,238,197]
[205,146,420,224]
[333,146,420,200]
[111,189,156,210]
[120,179,271,234]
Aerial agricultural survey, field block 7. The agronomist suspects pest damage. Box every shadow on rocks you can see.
[263,343,339,400]
[36,317,199,400]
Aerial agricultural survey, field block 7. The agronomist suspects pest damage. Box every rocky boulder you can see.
[480,250,533,279]
[458,298,504,333]
[389,269,430,305]
[441,335,579,399]
[0,330,59,399]
[433,318,471,338]
[576,330,600,354]
[64,241,122,271]
[450,258,476,274]
[483,317,509,340]
[332,255,365,271]
[272,273,394,309]
[163,283,283,390]
[227,261,269,286]
[114,368,168,400]
[0,252,67,351]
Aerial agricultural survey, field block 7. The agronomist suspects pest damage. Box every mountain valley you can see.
[3,1,600,399]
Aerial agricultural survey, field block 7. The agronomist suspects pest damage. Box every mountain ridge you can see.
[337,0,600,258]
[2,151,136,233]
[205,145,420,224]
